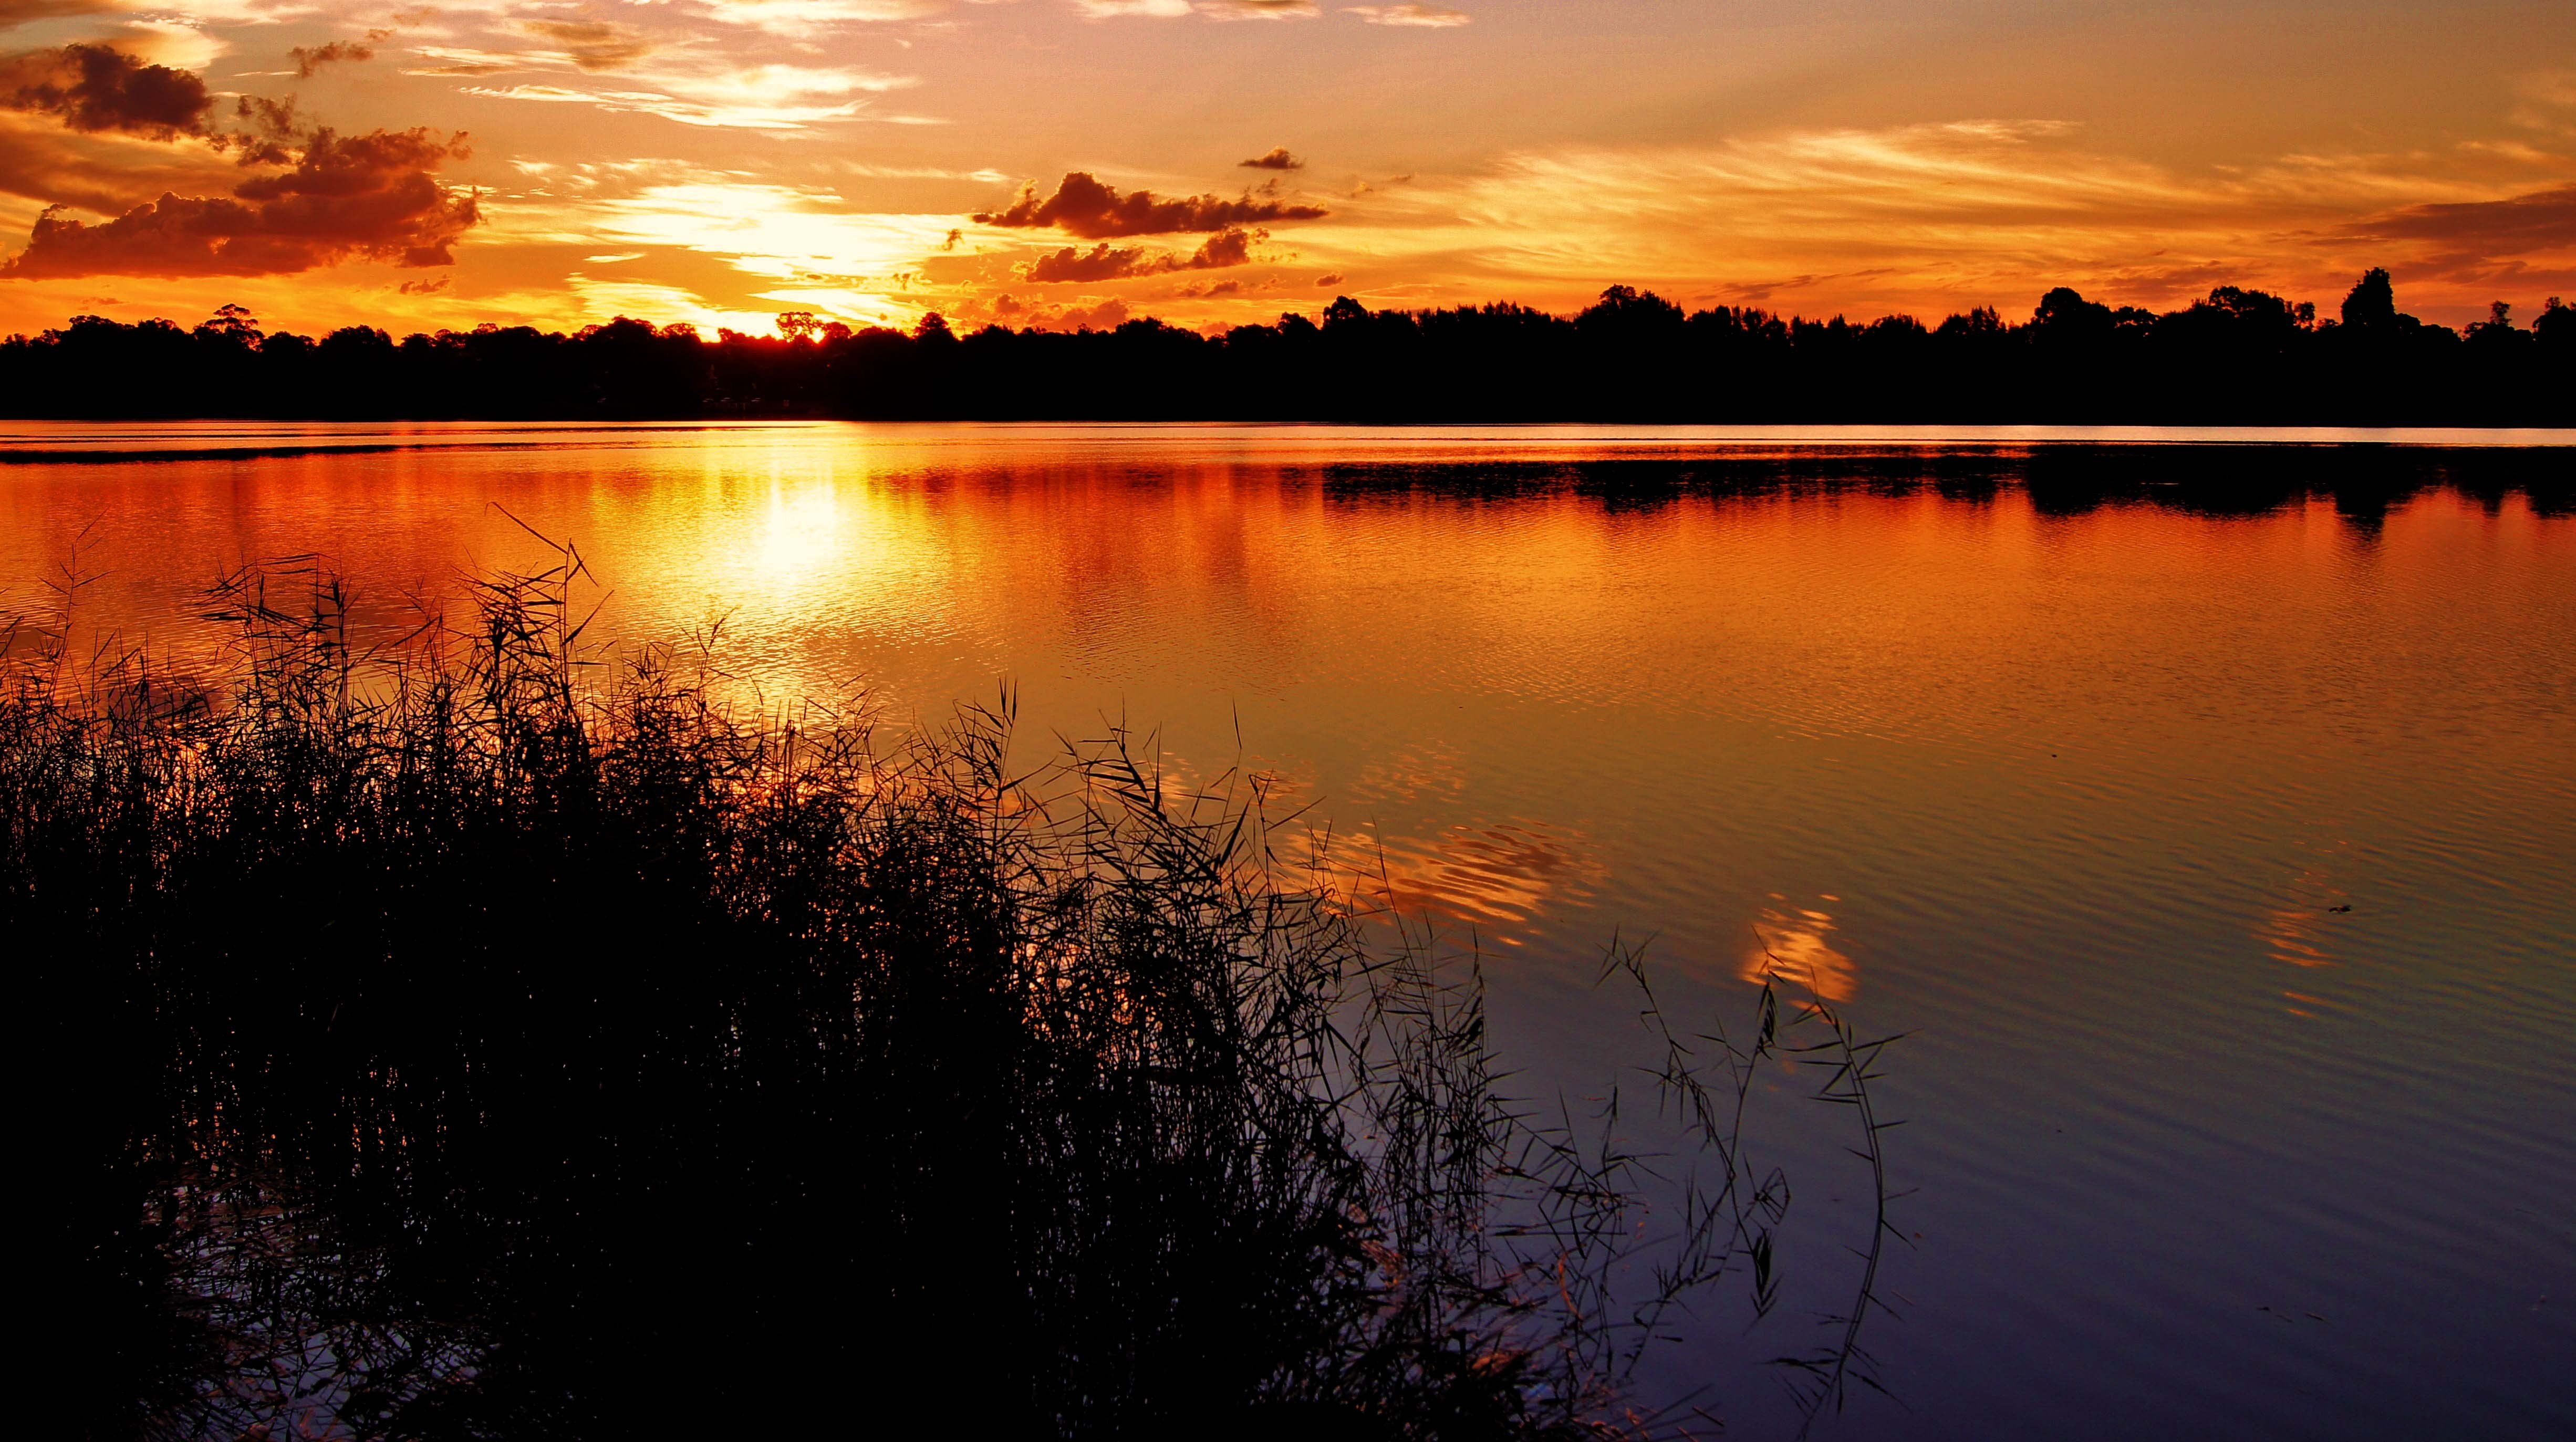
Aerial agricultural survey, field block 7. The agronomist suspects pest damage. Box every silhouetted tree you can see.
[2032,287,2114,338]
[2341,268,2398,329]
[2,270,2565,424]
[2537,297,2573,352]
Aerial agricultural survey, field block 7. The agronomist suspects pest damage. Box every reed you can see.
[4,538,1886,1440]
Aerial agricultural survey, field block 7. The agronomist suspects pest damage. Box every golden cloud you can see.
[1300,121,2576,319]
[1344,4,1468,27]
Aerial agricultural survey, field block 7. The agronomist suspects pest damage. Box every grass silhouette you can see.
[6,537,1887,1440]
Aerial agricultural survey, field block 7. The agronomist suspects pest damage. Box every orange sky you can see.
[2,0,2570,337]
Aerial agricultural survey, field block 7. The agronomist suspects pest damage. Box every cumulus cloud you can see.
[1313,271,1342,285]
[1345,4,1469,27]
[975,171,1324,237]
[1023,224,1258,281]
[0,43,210,138]
[1024,242,1140,283]
[1239,146,1302,171]
[2,126,479,278]
[989,290,1129,330]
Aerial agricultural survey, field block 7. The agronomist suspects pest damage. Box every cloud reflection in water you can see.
[1359,817,1603,943]
[1742,895,1859,1001]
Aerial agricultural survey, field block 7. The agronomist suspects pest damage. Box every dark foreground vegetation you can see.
[6,548,1892,1439]
[1,269,2567,425]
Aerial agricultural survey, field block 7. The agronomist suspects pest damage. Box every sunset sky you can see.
[2,0,2569,338]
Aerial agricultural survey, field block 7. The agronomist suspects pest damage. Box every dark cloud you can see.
[975,171,1325,238]
[2,127,479,278]
[407,59,511,78]
[0,108,237,212]
[2339,185,2576,255]
[1313,272,1342,286]
[988,291,1131,332]
[292,33,393,79]
[218,95,325,169]
[0,43,211,138]
[0,0,116,26]
[1038,297,1128,331]
[233,93,304,137]
[1024,243,1138,284]
[0,37,481,280]
[517,19,658,72]
[2372,251,2576,290]
[1024,226,1260,283]
[1239,147,1302,171]
[399,273,450,294]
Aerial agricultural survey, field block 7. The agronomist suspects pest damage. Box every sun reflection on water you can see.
[743,476,851,591]
[2253,847,2354,985]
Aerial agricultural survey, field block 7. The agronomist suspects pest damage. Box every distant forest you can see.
[3,269,2568,424]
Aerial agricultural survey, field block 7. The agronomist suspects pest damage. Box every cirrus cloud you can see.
[0,0,120,26]
[2333,183,2576,252]
[514,18,659,74]
[684,0,948,29]
[1345,5,1469,27]
[1301,120,2576,322]
[1069,1,1191,17]
[1207,1,1318,20]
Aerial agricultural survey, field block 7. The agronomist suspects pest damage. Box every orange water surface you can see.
[5,423,2570,1438]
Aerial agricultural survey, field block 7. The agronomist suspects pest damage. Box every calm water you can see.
[7,423,2572,1438]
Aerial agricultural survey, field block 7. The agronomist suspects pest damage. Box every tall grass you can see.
[4,539,1888,1440]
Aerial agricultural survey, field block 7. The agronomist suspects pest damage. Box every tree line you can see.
[2,270,2567,424]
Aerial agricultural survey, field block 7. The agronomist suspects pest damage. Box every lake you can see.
[6,422,2572,1438]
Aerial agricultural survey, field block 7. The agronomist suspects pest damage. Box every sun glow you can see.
[0,0,2567,333]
